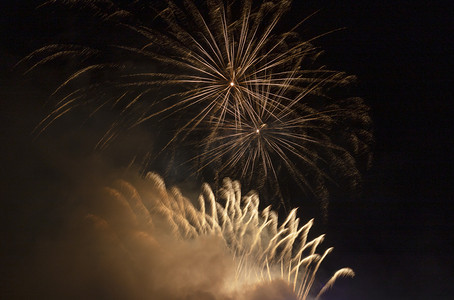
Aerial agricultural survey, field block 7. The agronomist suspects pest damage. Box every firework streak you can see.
[100,173,354,300]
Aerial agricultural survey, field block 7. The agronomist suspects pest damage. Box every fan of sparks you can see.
[20,0,373,205]
[97,173,355,299]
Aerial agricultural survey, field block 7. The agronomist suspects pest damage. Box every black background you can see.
[1,1,453,299]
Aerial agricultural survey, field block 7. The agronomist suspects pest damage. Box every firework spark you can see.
[94,172,354,300]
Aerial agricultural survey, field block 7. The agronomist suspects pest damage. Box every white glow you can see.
[230,81,234,87]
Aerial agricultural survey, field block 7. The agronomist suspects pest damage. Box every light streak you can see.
[99,173,354,300]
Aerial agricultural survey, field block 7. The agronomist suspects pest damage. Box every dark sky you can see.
[296,1,453,299]
[1,1,453,299]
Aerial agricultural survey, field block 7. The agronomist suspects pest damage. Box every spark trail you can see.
[97,173,354,300]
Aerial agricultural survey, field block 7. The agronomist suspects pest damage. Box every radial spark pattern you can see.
[19,0,373,208]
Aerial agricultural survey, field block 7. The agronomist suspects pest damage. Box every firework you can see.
[121,0,354,130]
[92,173,354,299]
[196,75,371,207]
[24,0,352,134]
[19,0,373,208]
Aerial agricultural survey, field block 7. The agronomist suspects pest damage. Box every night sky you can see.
[1,1,453,299]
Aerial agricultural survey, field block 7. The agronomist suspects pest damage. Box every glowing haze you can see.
[27,172,351,300]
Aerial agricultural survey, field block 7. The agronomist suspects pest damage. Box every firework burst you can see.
[196,72,371,207]
[18,0,373,208]
[93,173,354,300]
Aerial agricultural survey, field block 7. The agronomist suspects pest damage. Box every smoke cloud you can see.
[3,162,298,300]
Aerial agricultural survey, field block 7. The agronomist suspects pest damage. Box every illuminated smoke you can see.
[84,172,354,300]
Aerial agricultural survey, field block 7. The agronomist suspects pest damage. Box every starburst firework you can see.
[196,72,371,206]
[19,0,373,208]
